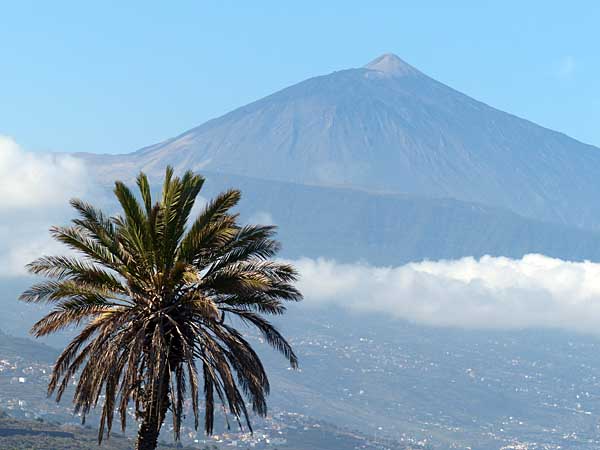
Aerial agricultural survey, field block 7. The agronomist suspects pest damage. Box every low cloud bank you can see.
[0,136,90,277]
[293,254,600,335]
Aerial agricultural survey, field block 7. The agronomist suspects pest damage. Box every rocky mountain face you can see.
[81,53,600,230]
[75,54,600,268]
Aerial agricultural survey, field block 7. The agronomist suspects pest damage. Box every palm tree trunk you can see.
[136,413,164,450]
[135,376,171,450]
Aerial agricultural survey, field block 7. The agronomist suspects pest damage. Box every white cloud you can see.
[0,136,90,277]
[0,136,88,210]
[293,254,600,335]
[558,55,576,79]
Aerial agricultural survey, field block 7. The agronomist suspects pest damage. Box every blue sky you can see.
[1,1,599,154]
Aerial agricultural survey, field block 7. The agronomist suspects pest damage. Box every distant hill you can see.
[80,53,600,230]
[0,330,56,363]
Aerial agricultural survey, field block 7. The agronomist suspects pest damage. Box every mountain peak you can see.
[364,53,420,77]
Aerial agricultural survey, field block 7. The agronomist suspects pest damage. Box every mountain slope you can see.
[82,53,600,229]
[195,172,600,265]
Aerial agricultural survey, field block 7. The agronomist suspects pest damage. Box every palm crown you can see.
[20,167,301,450]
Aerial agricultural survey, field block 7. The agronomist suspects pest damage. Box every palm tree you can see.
[20,167,302,450]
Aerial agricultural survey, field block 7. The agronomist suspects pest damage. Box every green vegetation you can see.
[20,167,301,450]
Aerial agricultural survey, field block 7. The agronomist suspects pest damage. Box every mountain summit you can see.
[83,54,600,230]
[364,53,421,77]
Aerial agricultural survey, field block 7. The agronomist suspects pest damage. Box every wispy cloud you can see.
[293,254,600,335]
[248,211,275,226]
[557,55,576,79]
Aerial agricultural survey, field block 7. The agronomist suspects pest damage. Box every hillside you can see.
[260,307,600,449]
[0,334,411,450]
[0,330,56,363]
[5,309,600,449]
